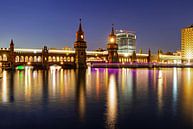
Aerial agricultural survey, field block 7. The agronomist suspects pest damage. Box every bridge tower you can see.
[107,24,119,63]
[9,39,15,69]
[42,46,48,69]
[74,19,87,68]
[148,48,151,63]
[132,51,137,62]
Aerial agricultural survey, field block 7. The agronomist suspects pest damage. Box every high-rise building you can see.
[116,30,136,54]
[181,24,193,62]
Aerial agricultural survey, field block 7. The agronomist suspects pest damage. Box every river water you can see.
[0,68,193,129]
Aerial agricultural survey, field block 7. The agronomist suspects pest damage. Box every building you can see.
[116,30,136,54]
[74,19,87,68]
[107,25,119,63]
[181,24,193,63]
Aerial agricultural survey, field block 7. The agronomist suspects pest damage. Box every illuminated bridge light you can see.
[49,49,75,54]
[136,53,149,56]
[160,55,181,60]
[14,48,108,55]
[15,48,42,53]
[16,66,25,70]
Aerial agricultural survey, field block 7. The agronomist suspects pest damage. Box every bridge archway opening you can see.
[25,56,29,62]
[15,56,20,62]
[29,56,33,62]
[64,57,66,62]
[48,56,52,62]
[71,57,74,62]
[38,56,41,62]
[34,56,37,62]
[2,54,7,61]
[60,57,63,62]
[20,56,24,62]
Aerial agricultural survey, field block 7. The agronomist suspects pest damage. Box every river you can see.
[0,68,193,129]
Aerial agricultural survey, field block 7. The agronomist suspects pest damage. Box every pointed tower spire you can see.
[10,38,14,52]
[74,18,87,68]
[111,24,115,35]
[10,39,14,45]
[107,24,119,63]
[78,18,83,32]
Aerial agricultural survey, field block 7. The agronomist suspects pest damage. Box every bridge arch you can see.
[60,57,63,62]
[25,56,29,62]
[29,56,33,62]
[64,57,66,62]
[15,56,20,62]
[71,57,74,62]
[56,56,59,62]
[34,56,37,62]
[48,56,52,62]
[53,56,56,62]
[20,56,24,62]
[3,54,7,61]
[67,57,70,62]
[38,56,41,62]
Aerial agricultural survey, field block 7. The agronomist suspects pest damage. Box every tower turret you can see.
[148,48,151,63]
[9,39,15,69]
[107,24,119,63]
[10,39,14,52]
[74,19,87,68]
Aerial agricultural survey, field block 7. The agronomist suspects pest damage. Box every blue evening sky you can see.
[0,0,193,52]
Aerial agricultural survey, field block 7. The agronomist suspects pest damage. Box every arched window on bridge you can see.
[48,56,52,62]
[15,56,20,63]
[120,58,123,63]
[38,56,41,62]
[60,57,63,62]
[29,56,33,62]
[71,57,74,62]
[64,57,66,62]
[25,56,29,62]
[3,54,7,61]
[57,56,60,62]
[53,56,56,62]
[20,56,24,62]
[34,56,37,62]
[67,57,70,62]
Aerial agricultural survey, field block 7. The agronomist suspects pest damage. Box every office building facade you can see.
[181,24,193,62]
[116,30,136,54]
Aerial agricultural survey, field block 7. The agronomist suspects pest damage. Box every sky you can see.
[0,0,193,53]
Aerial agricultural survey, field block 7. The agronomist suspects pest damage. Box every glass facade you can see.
[116,30,136,54]
[181,25,193,62]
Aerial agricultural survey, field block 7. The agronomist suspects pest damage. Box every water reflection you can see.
[75,69,86,121]
[1,68,193,128]
[106,74,118,129]
[157,69,163,112]
[96,68,100,98]
[182,68,193,124]
[42,70,48,104]
[2,71,8,103]
[173,68,178,114]
[24,69,32,101]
